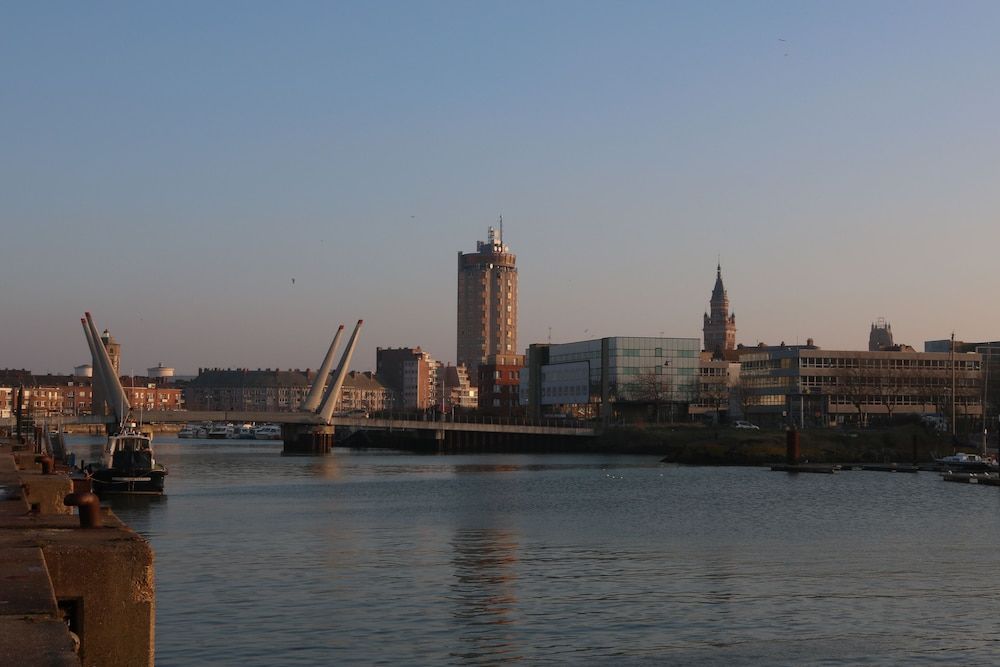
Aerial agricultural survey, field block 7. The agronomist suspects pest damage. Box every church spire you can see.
[711,263,726,303]
[703,262,736,354]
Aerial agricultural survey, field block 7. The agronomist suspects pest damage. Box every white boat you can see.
[233,423,256,439]
[254,424,282,440]
[178,424,200,438]
[207,423,234,439]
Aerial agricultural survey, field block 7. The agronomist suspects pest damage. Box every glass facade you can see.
[541,336,700,405]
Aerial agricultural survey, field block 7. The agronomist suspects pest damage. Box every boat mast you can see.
[983,348,990,457]
[950,332,956,436]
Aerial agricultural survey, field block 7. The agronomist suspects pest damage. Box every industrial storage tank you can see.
[148,363,175,379]
[74,364,93,378]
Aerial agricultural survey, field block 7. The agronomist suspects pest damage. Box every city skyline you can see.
[5,2,1000,374]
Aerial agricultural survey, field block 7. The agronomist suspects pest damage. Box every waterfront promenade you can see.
[0,436,154,667]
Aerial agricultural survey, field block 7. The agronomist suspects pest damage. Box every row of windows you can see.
[827,395,982,406]
[542,386,588,397]
[744,356,981,372]
[742,375,981,390]
[799,357,980,371]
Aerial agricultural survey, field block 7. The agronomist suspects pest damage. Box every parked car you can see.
[733,420,759,430]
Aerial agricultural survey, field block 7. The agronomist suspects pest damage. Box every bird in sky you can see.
[291,278,296,285]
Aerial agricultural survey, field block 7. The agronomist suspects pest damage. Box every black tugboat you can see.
[80,311,168,496]
[90,424,167,496]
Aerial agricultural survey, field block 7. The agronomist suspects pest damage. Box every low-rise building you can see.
[402,352,440,411]
[477,353,523,415]
[689,353,741,423]
[184,368,312,412]
[737,343,983,429]
[339,371,392,414]
[441,364,477,411]
[0,369,182,417]
[185,367,390,414]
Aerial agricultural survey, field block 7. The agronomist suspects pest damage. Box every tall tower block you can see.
[457,225,518,377]
[703,264,737,356]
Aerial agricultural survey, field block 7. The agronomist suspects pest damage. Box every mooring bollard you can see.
[786,429,800,465]
[63,491,102,528]
[35,455,54,475]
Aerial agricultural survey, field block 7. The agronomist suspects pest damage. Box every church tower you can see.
[869,318,893,351]
[703,263,736,356]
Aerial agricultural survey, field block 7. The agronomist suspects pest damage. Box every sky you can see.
[3,1,1000,375]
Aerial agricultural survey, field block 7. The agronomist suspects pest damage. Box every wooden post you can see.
[786,429,800,465]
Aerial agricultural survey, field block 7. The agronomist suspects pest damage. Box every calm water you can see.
[68,435,1000,665]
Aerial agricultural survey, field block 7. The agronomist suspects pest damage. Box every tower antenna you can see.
[499,213,503,246]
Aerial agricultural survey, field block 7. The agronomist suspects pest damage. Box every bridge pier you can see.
[281,424,335,456]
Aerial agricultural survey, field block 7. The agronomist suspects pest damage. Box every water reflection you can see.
[452,464,523,475]
[306,455,342,481]
[449,528,522,663]
[102,494,166,512]
[56,436,1000,665]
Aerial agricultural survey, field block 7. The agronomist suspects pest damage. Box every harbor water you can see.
[69,435,1000,665]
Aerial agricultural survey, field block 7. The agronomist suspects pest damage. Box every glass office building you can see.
[524,336,701,418]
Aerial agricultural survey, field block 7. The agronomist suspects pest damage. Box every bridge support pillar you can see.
[281,424,335,456]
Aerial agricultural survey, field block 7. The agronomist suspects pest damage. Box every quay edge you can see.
[0,436,154,667]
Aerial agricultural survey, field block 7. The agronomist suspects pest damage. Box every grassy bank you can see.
[592,423,966,465]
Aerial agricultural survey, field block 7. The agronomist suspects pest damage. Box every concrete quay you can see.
[0,438,154,667]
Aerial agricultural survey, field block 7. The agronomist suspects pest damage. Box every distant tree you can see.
[985,356,1000,431]
[872,366,904,423]
[626,369,673,423]
[834,364,868,427]
[697,369,729,424]
[731,376,756,423]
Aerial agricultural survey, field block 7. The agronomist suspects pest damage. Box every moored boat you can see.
[935,452,996,472]
[254,424,282,440]
[207,423,234,439]
[233,423,256,439]
[90,424,167,496]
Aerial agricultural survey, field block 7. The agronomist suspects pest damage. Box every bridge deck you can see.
[37,411,598,437]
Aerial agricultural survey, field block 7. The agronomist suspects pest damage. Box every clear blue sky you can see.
[3,1,1000,374]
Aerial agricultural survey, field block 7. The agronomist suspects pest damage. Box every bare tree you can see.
[625,370,673,423]
[872,366,903,423]
[731,376,756,423]
[696,372,729,424]
[835,365,868,427]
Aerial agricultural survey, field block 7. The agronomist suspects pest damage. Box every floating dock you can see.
[941,472,1000,485]
[861,464,920,473]
[770,463,840,474]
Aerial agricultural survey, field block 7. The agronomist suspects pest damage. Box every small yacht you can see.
[254,424,282,440]
[207,423,235,439]
[177,424,200,438]
[233,423,256,439]
[935,453,995,472]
